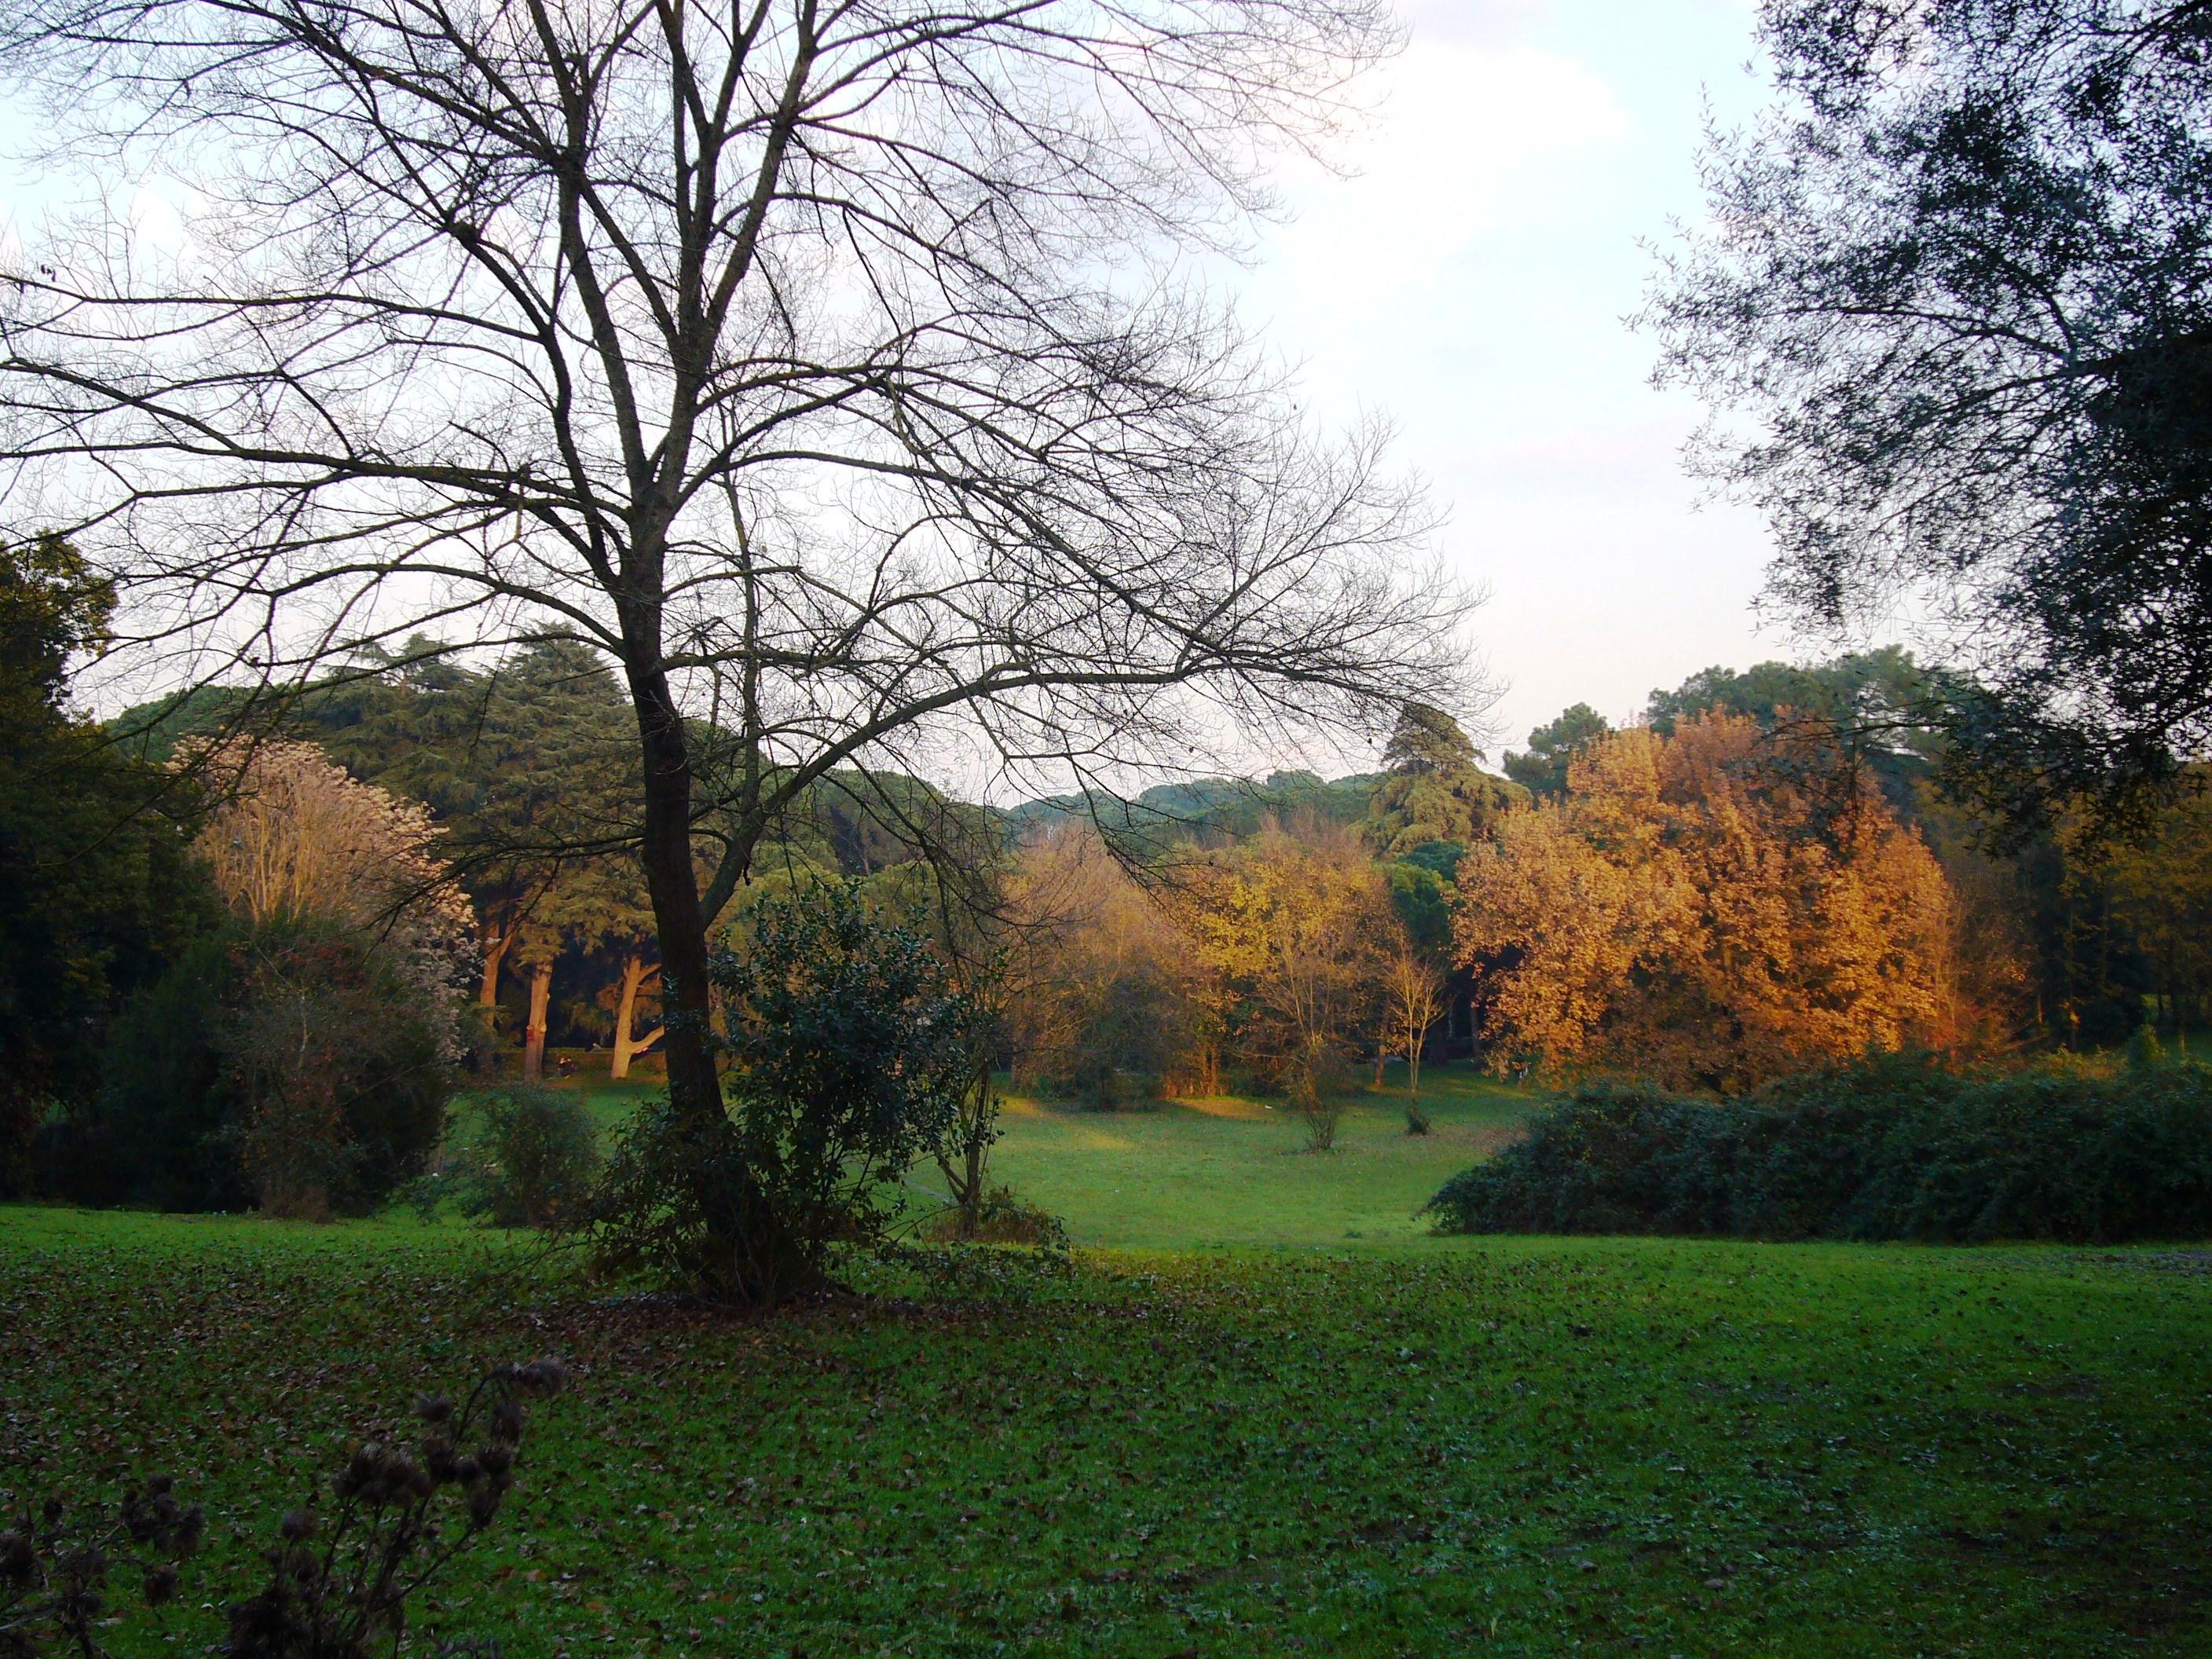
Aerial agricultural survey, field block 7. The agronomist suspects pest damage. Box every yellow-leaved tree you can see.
[1179,824,1396,1146]
[1453,714,1965,1090]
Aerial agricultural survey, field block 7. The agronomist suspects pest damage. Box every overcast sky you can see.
[1232,0,1786,764]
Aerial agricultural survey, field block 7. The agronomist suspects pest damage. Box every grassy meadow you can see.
[5,1068,2210,1657]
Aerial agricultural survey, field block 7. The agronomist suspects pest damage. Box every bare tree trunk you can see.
[611,954,663,1081]
[624,652,792,1300]
[523,960,552,1082]
[627,659,723,1121]
[935,1057,995,1237]
[479,917,513,1008]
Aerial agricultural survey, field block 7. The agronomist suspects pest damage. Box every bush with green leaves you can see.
[445,1087,599,1229]
[49,932,247,1211]
[1427,1052,2212,1243]
[921,1184,1066,1247]
[588,885,992,1305]
[75,918,452,1218]
[0,533,217,1197]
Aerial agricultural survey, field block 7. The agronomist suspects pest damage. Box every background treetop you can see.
[1502,703,1611,802]
[1646,0,2212,819]
[1367,701,1524,861]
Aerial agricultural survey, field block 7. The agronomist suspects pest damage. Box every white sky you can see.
[1232,0,1786,764]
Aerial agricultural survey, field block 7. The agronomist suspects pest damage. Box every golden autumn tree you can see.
[1002,824,1206,1107]
[183,738,472,1214]
[189,738,474,1019]
[1180,823,1396,1145]
[1453,714,1965,1090]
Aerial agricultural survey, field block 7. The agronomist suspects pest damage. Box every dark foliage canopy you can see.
[1648,0,2212,815]
[0,536,208,1185]
[588,884,989,1305]
[75,917,452,1215]
[1501,702,1610,800]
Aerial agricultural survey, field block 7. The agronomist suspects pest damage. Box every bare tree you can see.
[0,0,1470,1293]
[1380,916,1445,1107]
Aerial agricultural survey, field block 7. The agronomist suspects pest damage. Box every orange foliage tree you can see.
[1001,825,1206,1107]
[1453,713,1968,1090]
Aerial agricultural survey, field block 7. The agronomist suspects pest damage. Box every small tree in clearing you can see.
[1183,824,1394,1149]
[1382,921,1448,1125]
[183,740,471,1214]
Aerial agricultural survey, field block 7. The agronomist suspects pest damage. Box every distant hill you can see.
[1002,769,1386,848]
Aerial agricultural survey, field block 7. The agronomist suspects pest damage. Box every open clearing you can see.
[4,1073,2209,1657]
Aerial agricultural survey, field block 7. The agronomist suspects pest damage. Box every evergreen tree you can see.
[0,536,211,1188]
[1366,703,1525,860]
[1503,703,1612,800]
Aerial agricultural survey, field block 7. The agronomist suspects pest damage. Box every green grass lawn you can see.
[976,1067,1533,1251]
[511,1060,1534,1250]
[5,1075,2210,1657]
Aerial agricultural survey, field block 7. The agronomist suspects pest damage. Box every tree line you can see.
[12,518,2210,1219]
[1001,649,2212,1115]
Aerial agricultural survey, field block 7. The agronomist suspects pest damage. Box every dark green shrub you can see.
[448,1087,599,1228]
[0,533,218,1198]
[69,919,452,1217]
[587,886,991,1305]
[57,932,247,1210]
[1052,1068,1161,1111]
[222,924,451,1218]
[1427,1054,2212,1243]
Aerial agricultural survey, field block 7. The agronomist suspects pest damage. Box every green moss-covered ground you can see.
[5,1071,2209,1656]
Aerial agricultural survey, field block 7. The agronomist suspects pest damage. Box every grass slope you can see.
[975,1069,1531,1251]
[6,1194,2210,1656]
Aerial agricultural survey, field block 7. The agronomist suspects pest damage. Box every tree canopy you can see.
[1456,714,1968,1090]
[1503,703,1611,801]
[1647,0,2212,815]
[0,537,207,1185]
[1366,703,1523,859]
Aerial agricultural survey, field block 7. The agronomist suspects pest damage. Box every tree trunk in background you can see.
[523,960,552,1082]
[479,920,513,1007]
[611,954,663,1081]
